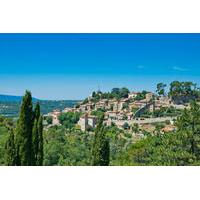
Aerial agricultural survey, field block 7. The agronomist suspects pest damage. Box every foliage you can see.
[117,101,200,166]
[91,109,105,119]
[32,103,44,165]
[43,127,93,166]
[111,87,130,99]
[156,83,167,96]
[2,91,44,166]
[45,116,53,125]
[92,116,110,166]
[122,122,130,130]
[134,91,148,101]
[153,106,182,118]
[169,81,199,103]
[0,100,80,118]
[59,112,81,129]
[15,91,34,166]
[5,129,16,166]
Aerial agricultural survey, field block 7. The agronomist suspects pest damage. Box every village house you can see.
[105,111,118,120]
[145,92,154,102]
[63,107,77,113]
[127,112,133,120]
[95,99,107,110]
[161,125,176,133]
[48,109,61,126]
[131,101,146,109]
[88,115,97,128]
[128,92,139,99]
[78,114,97,131]
[118,98,129,111]
[117,112,125,120]
[85,103,95,111]
[78,114,88,131]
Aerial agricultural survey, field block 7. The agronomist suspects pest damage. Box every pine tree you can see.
[92,115,110,166]
[15,91,33,166]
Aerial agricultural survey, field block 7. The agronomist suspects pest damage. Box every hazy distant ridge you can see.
[0,94,39,102]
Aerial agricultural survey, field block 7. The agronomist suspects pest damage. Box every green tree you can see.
[32,102,40,165]
[37,116,44,166]
[156,83,167,96]
[5,129,16,166]
[176,101,200,157]
[15,91,33,166]
[122,122,130,130]
[120,87,130,98]
[92,115,110,166]
[46,116,53,125]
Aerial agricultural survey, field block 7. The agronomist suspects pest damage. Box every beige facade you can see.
[128,92,139,99]
[146,93,154,102]
[48,110,61,125]
[78,114,97,131]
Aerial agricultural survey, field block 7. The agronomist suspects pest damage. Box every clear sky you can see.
[0,33,200,100]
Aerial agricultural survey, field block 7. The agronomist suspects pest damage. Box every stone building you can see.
[78,114,88,131]
[48,109,61,125]
[145,92,154,102]
[78,114,97,131]
[128,92,139,99]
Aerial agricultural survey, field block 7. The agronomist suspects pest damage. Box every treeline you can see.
[82,88,130,104]
[157,81,200,102]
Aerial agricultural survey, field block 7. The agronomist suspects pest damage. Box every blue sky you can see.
[0,33,200,100]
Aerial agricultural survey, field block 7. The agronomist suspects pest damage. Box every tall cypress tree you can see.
[32,103,40,165]
[92,115,110,166]
[15,91,33,166]
[37,116,44,166]
[5,129,16,166]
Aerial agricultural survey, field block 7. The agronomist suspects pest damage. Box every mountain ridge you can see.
[0,94,40,102]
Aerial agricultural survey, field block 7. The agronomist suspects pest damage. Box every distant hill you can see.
[0,94,39,102]
[0,95,81,117]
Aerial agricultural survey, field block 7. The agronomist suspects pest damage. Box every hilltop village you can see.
[1,81,200,166]
[44,81,199,136]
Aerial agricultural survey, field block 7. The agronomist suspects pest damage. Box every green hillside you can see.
[0,100,80,117]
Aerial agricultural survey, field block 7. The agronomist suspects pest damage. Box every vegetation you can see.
[0,100,80,117]
[169,81,200,103]
[92,116,110,166]
[15,91,34,166]
[91,109,105,119]
[116,101,200,166]
[43,127,93,166]
[0,91,44,166]
[59,112,81,129]
[2,99,200,166]
[156,83,167,96]
[1,81,200,166]
[134,90,148,101]
[87,87,130,103]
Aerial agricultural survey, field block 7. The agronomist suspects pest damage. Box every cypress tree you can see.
[92,115,110,166]
[5,129,16,166]
[32,103,40,165]
[37,116,43,166]
[15,91,33,166]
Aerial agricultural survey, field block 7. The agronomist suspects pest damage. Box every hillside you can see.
[0,98,80,117]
